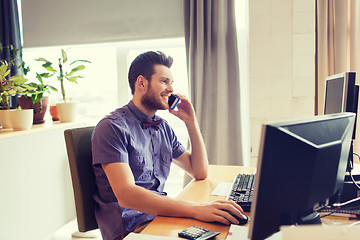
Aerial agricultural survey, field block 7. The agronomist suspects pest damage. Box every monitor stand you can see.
[281,209,322,227]
[296,210,322,225]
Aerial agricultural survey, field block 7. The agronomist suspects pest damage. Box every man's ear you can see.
[136,75,148,92]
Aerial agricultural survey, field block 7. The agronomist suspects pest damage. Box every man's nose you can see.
[167,83,174,93]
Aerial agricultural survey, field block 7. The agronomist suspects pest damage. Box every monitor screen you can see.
[248,113,355,240]
[324,72,358,139]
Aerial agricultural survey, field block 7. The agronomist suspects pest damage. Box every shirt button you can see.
[152,134,155,137]
[154,153,158,157]
[155,173,159,177]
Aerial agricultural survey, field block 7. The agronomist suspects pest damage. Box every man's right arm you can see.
[101,162,244,225]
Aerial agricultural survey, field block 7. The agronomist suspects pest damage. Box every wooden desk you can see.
[141,165,256,239]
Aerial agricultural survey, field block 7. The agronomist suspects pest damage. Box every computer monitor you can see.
[324,72,358,139]
[248,113,355,240]
[324,72,358,172]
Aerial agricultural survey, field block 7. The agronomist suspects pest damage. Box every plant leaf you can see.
[62,49,68,63]
[66,65,85,76]
[32,93,43,103]
[70,60,91,65]
[48,85,58,92]
[39,72,53,78]
[35,73,44,84]
[66,76,79,83]
[42,62,52,67]
[35,58,51,63]
[4,69,10,78]
[10,75,28,85]
[0,64,8,74]
[45,66,57,72]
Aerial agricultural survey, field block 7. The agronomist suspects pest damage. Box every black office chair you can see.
[64,126,99,236]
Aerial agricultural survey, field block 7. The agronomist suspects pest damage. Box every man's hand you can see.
[169,94,196,124]
[192,200,245,225]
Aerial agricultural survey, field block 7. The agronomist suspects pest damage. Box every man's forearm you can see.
[118,184,196,217]
[185,119,208,179]
[117,184,245,226]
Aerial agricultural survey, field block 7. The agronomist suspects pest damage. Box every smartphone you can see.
[168,93,180,109]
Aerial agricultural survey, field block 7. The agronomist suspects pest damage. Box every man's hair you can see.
[128,51,173,94]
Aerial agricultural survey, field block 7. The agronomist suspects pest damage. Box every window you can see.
[22,45,118,125]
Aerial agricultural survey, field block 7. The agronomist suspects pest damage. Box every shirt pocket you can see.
[129,154,153,181]
[159,153,172,179]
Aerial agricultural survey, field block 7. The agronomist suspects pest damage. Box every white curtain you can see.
[184,0,243,165]
[317,0,360,155]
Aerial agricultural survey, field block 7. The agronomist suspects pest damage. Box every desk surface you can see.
[141,165,256,239]
[140,165,359,240]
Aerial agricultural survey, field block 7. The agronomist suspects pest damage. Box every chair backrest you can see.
[64,126,98,232]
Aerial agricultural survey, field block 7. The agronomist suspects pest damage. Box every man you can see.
[91,51,243,240]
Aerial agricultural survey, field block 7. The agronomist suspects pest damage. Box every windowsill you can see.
[0,120,86,139]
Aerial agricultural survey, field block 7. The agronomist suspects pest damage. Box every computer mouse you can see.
[225,210,249,225]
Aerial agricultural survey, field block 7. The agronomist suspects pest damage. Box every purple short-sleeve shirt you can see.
[91,101,186,240]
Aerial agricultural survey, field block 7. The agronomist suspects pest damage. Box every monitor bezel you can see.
[248,113,355,240]
[324,72,357,115]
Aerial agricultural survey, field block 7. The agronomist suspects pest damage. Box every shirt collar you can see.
[127,100,162,122]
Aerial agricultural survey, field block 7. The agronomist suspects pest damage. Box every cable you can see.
[347,221,360,228]
[354,152,360,159]
[349,171,360,190]
[333,196,360,207]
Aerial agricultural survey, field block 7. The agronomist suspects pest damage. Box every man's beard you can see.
[141,86,168,111]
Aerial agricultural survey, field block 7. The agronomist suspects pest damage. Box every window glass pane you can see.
[22,45,118,125]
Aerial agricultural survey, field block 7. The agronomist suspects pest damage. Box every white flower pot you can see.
[0,110,12,129]
[56,102,79,123]
[9,109,34,130]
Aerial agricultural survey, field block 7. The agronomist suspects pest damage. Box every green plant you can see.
[19,72,58,112]
[20,72,58,103]
[35,49,91,103]
[0,43,30,110]
[0,64,28,110]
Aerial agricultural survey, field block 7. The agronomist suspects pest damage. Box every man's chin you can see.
[159,104,169,110]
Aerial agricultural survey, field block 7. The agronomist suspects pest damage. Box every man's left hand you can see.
[169,94,196,124]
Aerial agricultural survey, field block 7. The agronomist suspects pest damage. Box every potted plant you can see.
[18,72,58,124]
[35,49,91,122]
[0,63,29,129]
[0,44,32,129]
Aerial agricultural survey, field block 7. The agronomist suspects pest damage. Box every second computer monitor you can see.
[324,72,358,139]
[248,113,355,240]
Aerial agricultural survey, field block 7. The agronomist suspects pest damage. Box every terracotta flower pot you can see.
[18,96,49,124]
[50,105,59,121]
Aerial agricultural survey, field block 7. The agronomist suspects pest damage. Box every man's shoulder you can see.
[94,106,129,131]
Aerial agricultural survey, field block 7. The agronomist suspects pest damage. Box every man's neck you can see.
[132,98,156,118]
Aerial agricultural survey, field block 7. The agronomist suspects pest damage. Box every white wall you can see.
[0,123,83,240]
[249,0,316,166]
